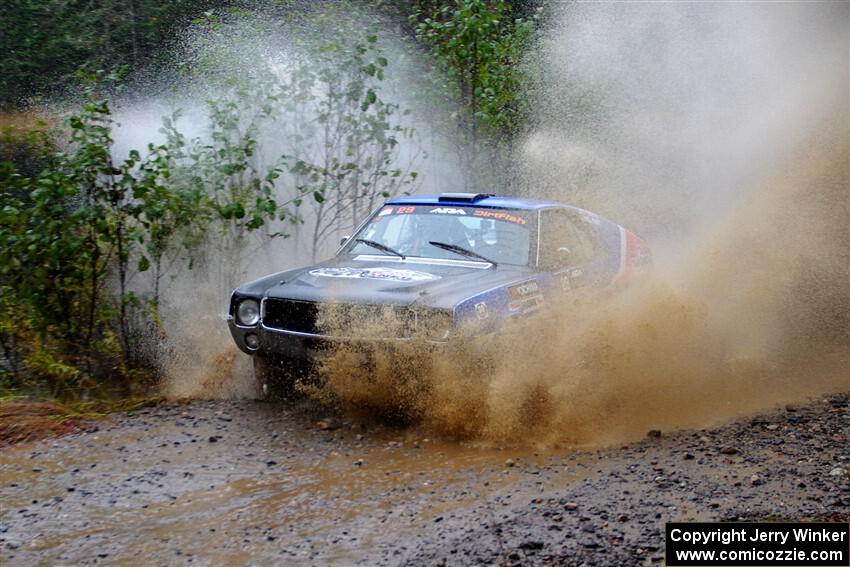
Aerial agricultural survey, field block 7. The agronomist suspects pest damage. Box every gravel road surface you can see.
[1,393,848,566]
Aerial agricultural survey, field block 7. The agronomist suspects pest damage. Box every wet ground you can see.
[1,393,848,566]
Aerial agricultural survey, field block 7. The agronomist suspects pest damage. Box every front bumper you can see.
[228,318,447,361]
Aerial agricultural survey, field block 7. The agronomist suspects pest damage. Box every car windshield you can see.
[342,204,533,266]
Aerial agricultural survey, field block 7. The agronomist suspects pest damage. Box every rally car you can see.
[227,193,651,398]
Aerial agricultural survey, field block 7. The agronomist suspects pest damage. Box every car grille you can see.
[263,298,419,338]
[263,298,318,334]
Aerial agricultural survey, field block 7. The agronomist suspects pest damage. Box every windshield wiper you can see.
[428,241,497,268]
[355,238,406,260]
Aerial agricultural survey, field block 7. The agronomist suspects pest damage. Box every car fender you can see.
[455,275,550,333]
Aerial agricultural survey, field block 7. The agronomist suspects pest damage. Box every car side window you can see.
[538,209,605,269]
[571,215,606,262]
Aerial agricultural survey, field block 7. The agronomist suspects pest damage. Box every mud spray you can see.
[118,3,847,446]
[318,119,848,446]
[314,2,849,446]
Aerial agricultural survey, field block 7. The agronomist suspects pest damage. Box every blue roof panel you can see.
[385,194,560,211]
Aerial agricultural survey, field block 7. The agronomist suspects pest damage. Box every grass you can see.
[0,393,164,446]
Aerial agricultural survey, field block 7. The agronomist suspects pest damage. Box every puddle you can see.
[0,401,591,565]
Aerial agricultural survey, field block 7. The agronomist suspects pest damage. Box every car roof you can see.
[385,193,564,211]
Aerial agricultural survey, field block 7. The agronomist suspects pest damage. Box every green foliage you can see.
[410,0,538,188]
[0,1,423,396]
[182,2,421,260]
[0,79,289,395]
[1,93,138,391]
[0,0,220,108]
[278,9,419,259]
[0,123,55,179]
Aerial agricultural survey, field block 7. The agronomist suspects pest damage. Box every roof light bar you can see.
[437,193,495,203]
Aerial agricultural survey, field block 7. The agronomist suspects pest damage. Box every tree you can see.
[0,1,424,395]
[0,82,292,391]
[170,2,421,261]
[0,0,218,108]
[282,27,420,260]
[410,0,537,189]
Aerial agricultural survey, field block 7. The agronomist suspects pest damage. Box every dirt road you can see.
[1,393,848,566]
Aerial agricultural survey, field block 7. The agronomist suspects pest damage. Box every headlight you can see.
[418,310,453,340]
[236,299,260,326]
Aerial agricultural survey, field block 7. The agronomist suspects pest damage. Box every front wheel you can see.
[253,356,297,401]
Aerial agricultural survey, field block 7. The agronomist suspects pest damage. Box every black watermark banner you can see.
[665,522,850,566]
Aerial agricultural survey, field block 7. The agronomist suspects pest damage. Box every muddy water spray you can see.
[110,4,848,443]
[315,3,849,445]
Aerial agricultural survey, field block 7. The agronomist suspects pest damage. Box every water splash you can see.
[313,2,849,446]
[111,3,848,446]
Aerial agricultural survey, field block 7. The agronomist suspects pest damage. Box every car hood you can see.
[263,256,535,310]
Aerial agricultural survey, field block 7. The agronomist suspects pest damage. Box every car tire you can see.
[252,356,297,401]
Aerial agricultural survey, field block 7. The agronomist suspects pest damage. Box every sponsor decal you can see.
[429,207,467,215]
[397,206,416,214]
[508,280,540,300]
[474,301,489,320]
[472,210,528,225]
[508,296,545,313]
[309,267,439,282]
[507,280,545,313]
[371,207,394,222]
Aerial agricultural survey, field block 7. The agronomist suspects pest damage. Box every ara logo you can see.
[429,207,466,215]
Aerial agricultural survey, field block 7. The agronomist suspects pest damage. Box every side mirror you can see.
[339,235,350,246]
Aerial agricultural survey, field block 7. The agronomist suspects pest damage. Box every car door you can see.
[537,207,610,293]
